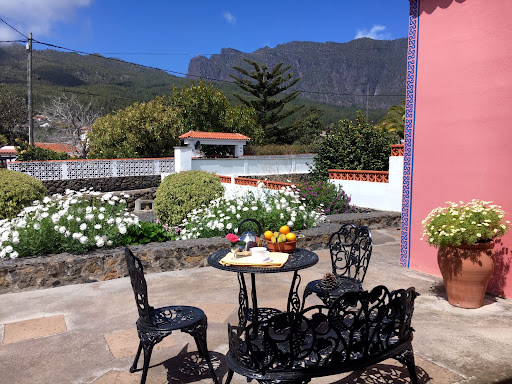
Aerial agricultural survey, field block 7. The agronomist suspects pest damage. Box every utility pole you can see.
[366,84,369,121]
[27,32,34,145]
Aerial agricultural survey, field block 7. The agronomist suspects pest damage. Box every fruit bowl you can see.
[267,240,296,253]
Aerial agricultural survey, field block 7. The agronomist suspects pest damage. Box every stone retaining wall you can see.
[43,175,161,195]
[0,211,400,294]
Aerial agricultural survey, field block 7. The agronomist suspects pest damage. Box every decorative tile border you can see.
[329,170,389,183]
[401,0,420,268]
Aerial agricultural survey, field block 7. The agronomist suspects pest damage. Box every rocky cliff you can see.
[188,38,407,109]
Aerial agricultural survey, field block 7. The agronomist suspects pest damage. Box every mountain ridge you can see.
[188,38,407,109]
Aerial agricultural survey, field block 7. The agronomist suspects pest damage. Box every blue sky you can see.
[0,0,409,76]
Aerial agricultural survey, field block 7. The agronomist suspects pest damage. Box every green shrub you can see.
[121,221,173,245]
[296,181,353,215]
[155,170,224,226]
[0,170,47,219]
[309,111,399,180]
[244,144,312,156]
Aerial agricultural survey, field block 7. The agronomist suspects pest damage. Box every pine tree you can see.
[230,59,303,143]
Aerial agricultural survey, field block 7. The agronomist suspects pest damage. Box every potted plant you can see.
[421,200,510,308]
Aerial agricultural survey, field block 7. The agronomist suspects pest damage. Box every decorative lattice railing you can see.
[7,158,175,180]
[328,169,389,183]
[391,144,405,156]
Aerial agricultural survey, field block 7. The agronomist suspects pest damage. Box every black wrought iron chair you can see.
[125,247,219,384]
[225,285,419,384]
[303,223,373,307]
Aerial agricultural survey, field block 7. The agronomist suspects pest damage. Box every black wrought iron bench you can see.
[225,285,419,384]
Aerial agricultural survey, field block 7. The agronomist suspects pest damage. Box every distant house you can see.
[0,142,80,168]
[179,130,251,158]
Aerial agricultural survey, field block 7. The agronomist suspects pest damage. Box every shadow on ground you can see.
[156,344,433,384]
[334,364,431,383]
[162,345,226,383]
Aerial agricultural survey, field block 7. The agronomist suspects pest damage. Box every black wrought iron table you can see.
[208,248,318,327]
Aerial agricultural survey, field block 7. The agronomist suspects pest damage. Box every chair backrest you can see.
[125,247,153,325]
[228,285,417,374]
[328,223,373,282]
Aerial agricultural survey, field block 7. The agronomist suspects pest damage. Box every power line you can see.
[0,39,27,43]
[0,17,28,39]
[32,39,405,98]
[79,45,404,56]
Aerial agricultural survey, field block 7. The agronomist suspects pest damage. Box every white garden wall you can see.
[330,156,403,212]
[191,155,313,176]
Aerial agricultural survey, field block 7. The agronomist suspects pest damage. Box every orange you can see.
[286,232,296,242]
[279,225,290,235]
[263,230,274,241]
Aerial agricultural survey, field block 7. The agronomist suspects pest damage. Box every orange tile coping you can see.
[179,130,251,141]
[217,175,232,183]
[216,175,294,190]
[329,169,389,183]
[390,144,404,156]
[3,315,67,344]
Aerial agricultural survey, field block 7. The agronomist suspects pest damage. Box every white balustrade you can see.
[7,158,175,180]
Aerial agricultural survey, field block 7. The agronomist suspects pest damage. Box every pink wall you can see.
[408,0,512,298]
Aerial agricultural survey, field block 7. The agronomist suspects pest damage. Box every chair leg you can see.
[136,330,165,384]
[301,286,313,311]
[225,368,234,384]
[395,347,419,384]
[140,341,155,384]
[130,340,143,373]
[183,316,219,384]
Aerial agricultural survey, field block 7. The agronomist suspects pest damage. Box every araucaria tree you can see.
[230,59,303,144]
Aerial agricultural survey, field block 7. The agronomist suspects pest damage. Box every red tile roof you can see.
[35,142,80,155]
[179,130,251,141]
[0,143,80,157]
[0,146,16,155]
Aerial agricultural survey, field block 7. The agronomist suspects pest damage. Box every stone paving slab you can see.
[105,329,177,359]
[2,314,67,344]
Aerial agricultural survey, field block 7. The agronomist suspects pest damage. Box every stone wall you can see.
[43,175,160,195]
[0,211,400,294]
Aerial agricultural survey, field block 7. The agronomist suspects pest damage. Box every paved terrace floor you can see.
[1,228,512,384]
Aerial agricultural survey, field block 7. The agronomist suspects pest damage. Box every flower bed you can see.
[0,210,400,294]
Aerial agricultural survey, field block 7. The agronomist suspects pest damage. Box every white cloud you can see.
[355,25,392,40]
[0,0,92,40]
[0,25,20,42]
[223,11,236,24]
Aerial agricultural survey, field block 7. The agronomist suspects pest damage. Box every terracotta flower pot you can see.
[437,241,495,308]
